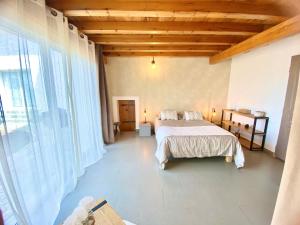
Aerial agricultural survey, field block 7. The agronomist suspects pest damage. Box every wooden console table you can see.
[221,109,269,151]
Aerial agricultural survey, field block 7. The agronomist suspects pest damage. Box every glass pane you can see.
[0,27,51,225]
[0,182,17,225]
[0,24,77,225]
[0,28,21,225]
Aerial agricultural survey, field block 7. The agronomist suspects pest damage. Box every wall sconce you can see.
[144,108,147,123]
[151,57,156,69]
[211,108,216,122]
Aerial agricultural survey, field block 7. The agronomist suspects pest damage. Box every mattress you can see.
[154,119,245,168]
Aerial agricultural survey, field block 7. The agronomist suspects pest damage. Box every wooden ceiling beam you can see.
[104,50,219,53]
[46,0,295,17]
[103,52,214,57]
[84,30,257,36]
[102,45,229,51]
[210,15,300,64]
[76,21,263,36]
[96,42,232,46]
[89,34,248,45]
[64,10,287,25]
[84,30,258,36]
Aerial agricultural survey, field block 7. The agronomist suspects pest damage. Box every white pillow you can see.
[184,111,203,120]
[160,111,167,120]
[160,110,178,120]
[193,111,203,120]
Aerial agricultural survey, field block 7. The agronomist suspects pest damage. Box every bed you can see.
[155,118,245,169]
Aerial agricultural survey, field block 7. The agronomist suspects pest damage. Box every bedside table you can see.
[139,122,152,136]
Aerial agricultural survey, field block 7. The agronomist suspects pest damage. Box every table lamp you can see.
[144,109,147,123]
[211,108,216,122]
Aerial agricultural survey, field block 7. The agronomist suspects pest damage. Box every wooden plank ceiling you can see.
[46,0,300,63]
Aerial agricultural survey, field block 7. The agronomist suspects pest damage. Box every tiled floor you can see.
[55,132,284,225]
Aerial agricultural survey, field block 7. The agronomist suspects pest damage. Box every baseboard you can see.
[262,148,286,162]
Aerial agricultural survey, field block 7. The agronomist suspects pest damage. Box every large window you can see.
[0,2,104,224]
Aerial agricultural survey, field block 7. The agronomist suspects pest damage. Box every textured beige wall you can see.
[105,57,231,123]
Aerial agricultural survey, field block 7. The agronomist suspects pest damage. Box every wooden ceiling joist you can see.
[46,0,295,17]
[105,50,219,53]
[89,34,248,45]
[84,30,257,36]
[46,0,299,59]
[104,52,215,57]
[77,21,263,36]
[210,15,300,64]
[95,41,233,46]
[65,10,287,25]
[102,45,228,52]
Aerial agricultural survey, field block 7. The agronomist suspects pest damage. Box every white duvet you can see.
[155,125,245,168]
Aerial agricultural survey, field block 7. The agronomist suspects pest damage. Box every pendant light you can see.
[151,56,156,69]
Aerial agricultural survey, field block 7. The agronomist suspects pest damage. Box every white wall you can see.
[227,34,300,151]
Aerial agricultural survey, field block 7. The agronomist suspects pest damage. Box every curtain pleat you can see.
[97,46,115,144]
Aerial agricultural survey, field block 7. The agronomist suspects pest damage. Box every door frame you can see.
[112,96,140,129]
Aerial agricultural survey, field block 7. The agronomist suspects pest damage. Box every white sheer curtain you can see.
[0,1,105,225]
